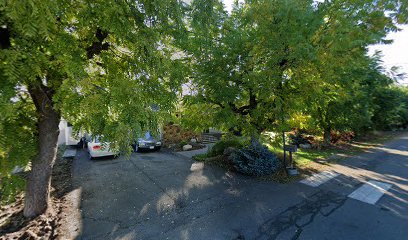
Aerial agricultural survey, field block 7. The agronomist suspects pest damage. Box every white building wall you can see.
[57,120,67,145]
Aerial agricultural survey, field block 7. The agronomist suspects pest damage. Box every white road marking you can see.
[348,180,392,205]
[300,171,339,187]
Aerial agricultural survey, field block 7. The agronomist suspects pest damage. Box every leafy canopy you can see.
[181,0,408,138]
[0,0,187,202]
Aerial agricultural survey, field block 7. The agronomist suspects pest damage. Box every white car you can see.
[87,136,117,159]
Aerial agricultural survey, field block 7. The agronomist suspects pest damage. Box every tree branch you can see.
[86,28,110,59]
[0,25,11,49]
[201,96,225,109]
[28,81,58,119]
[228,89,258,116]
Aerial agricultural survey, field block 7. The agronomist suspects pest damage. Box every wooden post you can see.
[289,151,293,168]
[282,132,287,168]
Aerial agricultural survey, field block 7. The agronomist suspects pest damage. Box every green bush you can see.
[207,138,244,157]
[192,153,208,161]
[228,139,282,176]
[179,140,189,146]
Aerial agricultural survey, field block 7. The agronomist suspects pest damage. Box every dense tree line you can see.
[181,0,408,144]
[0,0,407,217]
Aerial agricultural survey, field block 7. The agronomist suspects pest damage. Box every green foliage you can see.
[179,140,189,146]
[0,0,187,203]
[180,103,218,132]
[1,0,408,206]
[289,132,311,147]
[182,0,324,136]
[207,138,245,157]
[228,139,282,176]
[195,137,282,176]
[182,0,408,139]
[301,0,401,137]
[0,96,37,203]
[372,85,408,130]
[192,153,208,162]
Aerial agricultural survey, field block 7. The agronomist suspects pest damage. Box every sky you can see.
[222,0,408,84]
[369,25,408,84]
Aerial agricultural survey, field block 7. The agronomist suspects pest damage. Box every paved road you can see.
[72,133,408,240]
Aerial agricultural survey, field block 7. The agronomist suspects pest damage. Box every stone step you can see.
[202,136,218,140]
[201,133,221,143]
[201,139,218,143]
[201,137,218,142]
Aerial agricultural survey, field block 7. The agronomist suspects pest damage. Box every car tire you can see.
[155,146,161,151]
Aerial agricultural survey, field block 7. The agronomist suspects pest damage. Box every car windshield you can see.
[144,131,152,139]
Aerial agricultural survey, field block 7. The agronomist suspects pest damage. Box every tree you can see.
[0,93,37,203]
[372,85,408,130]
[183,0,321,136]
[298,0,407,144]
[0,0,186,217]
[182,0,408,143]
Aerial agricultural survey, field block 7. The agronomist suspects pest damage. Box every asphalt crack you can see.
[255,190,347,240]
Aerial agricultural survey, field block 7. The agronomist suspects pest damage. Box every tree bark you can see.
[24,84,60,217]
[323,127,331,146]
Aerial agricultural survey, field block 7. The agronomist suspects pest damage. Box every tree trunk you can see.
[24,84,60,218]
[323,127,331,146]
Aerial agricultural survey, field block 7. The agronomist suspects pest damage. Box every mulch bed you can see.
[0,152,74,240]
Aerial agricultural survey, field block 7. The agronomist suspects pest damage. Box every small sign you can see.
[284,144,297,152]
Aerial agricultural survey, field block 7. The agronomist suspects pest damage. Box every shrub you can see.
[289,132,311,146]
[228,139,282,176]
[179,140,189,146]
[192,153,208,161]
[207,138,244,157]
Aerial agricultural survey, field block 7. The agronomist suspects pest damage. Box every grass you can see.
[295,131,403,167]
[295,148,353,166]
[263,131,406,182]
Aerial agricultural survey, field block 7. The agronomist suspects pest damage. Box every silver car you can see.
[133,131,162,152]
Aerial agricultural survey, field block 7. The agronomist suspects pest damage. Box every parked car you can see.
[133,131,162,152]
[87,136,117,159]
